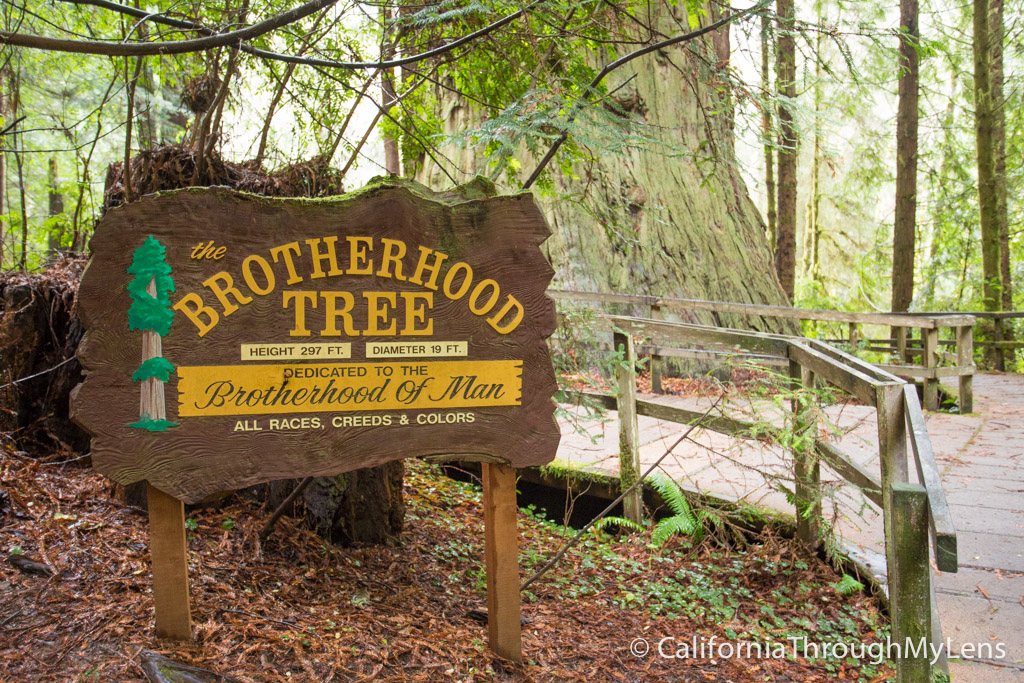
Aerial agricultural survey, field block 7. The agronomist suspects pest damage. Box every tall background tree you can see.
[774,0,798,301]
[891,0,919,316]
[972,0,1004,367]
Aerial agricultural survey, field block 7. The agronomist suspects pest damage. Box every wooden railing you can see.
[557,314,957,679]
[549,290,977,413]
[899,310,1021,370]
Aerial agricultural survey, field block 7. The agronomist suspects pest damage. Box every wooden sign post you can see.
[482,462,523,661]
[147,484,192,640]
[72,179,559,659]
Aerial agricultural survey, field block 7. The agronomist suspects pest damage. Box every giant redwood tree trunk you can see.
[417,4,791,328]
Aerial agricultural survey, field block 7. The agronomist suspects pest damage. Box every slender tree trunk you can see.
[381,5,401,176]
[761,15,776,248]
[206,49,239,158]
[973,0,1002,367]
[924,70,958,308]
[47,157,64,255]
[805,16,823,286]
[256,63,296,166]
[989,0,1012,366]
[133,1,156,150]
[10,65,26,270]
[15,145,26,270]
[711,3,732,132]
[775,0,798,301]
[123,56,145,202]
[254,7,331,166]
[0,80,6,269]
[891,0,919,314]
[326,72,378,163]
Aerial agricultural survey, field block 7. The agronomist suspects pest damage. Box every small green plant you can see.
[648,474,708,545]
[220,518,235,531]
[592,515,644,535]
[184,518,198,531]
[349,589,370,607]
[834,574,864,595]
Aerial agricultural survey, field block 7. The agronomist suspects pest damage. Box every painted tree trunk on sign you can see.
[140,278,166,423]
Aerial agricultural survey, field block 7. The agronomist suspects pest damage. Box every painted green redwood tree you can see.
[127,234,177,431]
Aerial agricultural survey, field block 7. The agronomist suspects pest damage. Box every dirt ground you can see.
[0,453,894,682]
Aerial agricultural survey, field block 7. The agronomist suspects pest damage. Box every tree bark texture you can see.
[761,15,776,249]
[265,463,405,546]
[711,3,733,133]
[0,80,6,269]
[972,0,1003,367]
[891,0,919,313]
[775,0,798,302]
[381,5,401,176]
[804,16,823,288]
[418,3,791,331]
[48,157,64,254]
[989,0,1013,365]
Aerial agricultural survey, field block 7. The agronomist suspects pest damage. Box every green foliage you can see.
[649,473,707,545]
[127,418,178,432]
[131,356,175,383]
[127,236,175,336]
[834,573,864,595]
[591,515,645,535]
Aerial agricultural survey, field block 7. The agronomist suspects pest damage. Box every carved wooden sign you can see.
[73,180,560,504]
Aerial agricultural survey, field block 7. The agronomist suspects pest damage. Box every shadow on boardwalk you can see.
[556,373,1024,682]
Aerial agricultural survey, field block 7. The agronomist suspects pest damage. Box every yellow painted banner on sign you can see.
[176,360,522,417]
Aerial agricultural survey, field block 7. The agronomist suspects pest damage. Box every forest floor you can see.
[0,453,895,682]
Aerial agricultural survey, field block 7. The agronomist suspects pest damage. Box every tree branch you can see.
[53,0,540,70]
[1,0,338,55]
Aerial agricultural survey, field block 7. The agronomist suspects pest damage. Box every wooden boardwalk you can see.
[556,373,1024,682]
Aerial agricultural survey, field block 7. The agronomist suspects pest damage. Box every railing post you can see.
[790,360,820,546]
[895,326,908,364]
[889,483,932,683]
[957,324,974,413]
[614,331,643,524]
[993,314,1006,371]
[876,383,909,656]
[922,327,939,411]
[650,303,663,394]
[847,322,859,350]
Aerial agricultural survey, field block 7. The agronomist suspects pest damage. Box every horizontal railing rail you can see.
[553,310,958,680]
[549,289,977,328]
[550,289,977,413]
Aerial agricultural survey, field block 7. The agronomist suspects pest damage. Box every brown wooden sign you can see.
[73,179,560,504]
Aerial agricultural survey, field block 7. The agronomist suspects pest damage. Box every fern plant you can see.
[649,474,707,546]
[592,515,645,535]
[834,574,864,595]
